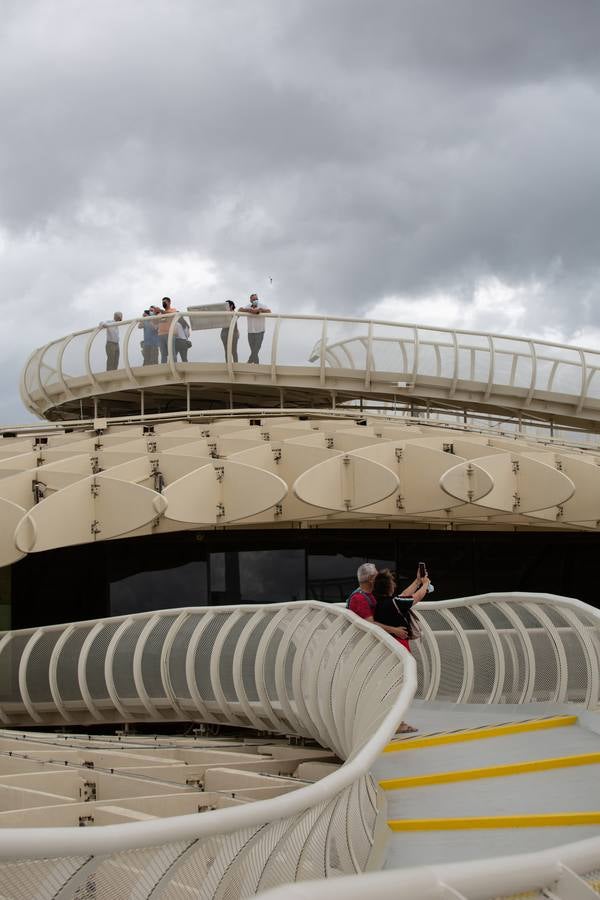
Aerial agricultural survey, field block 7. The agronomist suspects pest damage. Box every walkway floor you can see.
[373,703,600,869]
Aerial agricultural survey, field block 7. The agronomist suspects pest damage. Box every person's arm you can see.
[363,615,408,638]
[409,577,430,605]
[260,306,271,313]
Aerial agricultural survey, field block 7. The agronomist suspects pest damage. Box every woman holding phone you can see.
[373,564,430,733]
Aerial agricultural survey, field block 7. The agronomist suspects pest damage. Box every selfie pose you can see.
[373,563,431,734]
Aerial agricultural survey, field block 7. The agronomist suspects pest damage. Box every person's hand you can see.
[394,626,408,639]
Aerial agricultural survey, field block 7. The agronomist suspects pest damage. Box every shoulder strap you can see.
[346,588,374,609]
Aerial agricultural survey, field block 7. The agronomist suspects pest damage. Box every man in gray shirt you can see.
[239,294,271,363]
[99,311,123,371]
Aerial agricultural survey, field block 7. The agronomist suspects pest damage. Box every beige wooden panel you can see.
[228,442,339,521]
[14,475,166,553]
[98,449,156,469]
[0,452,40,472]
[282,432,328,447]
[0,440,33,459]
[159,439,212,458]
[293,454,398,512]
[517,455,575,512]
[94,457,152,484]
[35,454,91,476]
[0,498,26,566]
[217,436,266,455]
[14,478,95,552]
[329,431,387,451]
[449,439,506,460]
[155,435,214,451]
[221,460,288,522]
[553,454,600,522]
[462,453,519,513]
[349,442,465,514]
[163,460,287,524]
[157,453,215,486]
[439,461,495,503]
[0,471,37,508]
[96,476,167,538]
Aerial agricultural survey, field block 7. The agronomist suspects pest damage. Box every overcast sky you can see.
[3,0,600,423]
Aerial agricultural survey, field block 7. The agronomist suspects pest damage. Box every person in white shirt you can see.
[239,294,271,363]
[99,311,123,371]
[174,316,191,362]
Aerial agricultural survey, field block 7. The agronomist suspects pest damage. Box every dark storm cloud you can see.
[3,0,600,421]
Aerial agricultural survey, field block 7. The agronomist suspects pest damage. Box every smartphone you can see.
[418,561,426,579]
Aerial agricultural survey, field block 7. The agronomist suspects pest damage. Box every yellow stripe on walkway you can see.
[383,715,577,753]
[380,751,600,791]
[388,812,600,831]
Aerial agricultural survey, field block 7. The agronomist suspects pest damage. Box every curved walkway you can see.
[21,312,600,426]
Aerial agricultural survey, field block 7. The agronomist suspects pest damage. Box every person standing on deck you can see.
[240,293,271,363]
[99,311,123,371]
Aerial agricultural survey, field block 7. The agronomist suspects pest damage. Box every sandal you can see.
[395,722,418,734]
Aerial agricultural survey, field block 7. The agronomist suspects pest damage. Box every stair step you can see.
[384,715,578,753]
[388,811,600,831]
[380,751,600,791]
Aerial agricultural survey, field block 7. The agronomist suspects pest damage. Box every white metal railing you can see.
[257,834,600,899]
[0,594,599,898]
[413,593,600,707]
[0,601,415,899]
[20,312,600,423]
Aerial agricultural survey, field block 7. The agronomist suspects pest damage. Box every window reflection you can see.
[110,561,208,616]
[307,553,395,604]
[210,550,305,604]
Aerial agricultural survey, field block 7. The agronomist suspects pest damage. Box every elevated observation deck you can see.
[20,312,600,429]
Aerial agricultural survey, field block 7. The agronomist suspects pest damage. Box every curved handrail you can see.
[0,593,598,897]
[0,601,415,895]
[413,592,600,706]
[20,312,600,425]
[258,834,600,899]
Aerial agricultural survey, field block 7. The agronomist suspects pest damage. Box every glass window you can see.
[0,567,10,630]
[110,561,208,616]
[307,553,394,604]
[210,549,305,604]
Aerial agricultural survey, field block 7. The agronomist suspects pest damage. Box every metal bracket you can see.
[82,781,97,802]
[216,502,225,519]
[443,442,455,454]
[395,447,403,462]
[147,440,157,454]
[272,447,282,463]
[90,481,100,498]
[78,815,94,827]
[32,481,47,503]
[214,465,225,483]
[90,521,101,535]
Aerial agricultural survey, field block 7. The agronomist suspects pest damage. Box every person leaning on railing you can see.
[239,293,271,363]
[139,307,160,365]
[157,296,178,364]
[99,311,123,371]
[220,301,239,362]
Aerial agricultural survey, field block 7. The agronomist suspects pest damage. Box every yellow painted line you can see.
[383,715,578,753]
[387,812,600,831]
[380,751,600,791]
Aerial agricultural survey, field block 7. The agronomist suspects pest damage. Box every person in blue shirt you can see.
[140,307,160,365]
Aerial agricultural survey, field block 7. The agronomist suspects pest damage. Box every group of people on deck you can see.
[348,561,431,733]
[99,294,271,371]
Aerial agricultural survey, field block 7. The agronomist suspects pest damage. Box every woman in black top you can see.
[373,567,429,652]
[373,566,430,734]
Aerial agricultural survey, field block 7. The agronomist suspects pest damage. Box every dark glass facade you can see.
[4,528,599,629]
